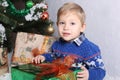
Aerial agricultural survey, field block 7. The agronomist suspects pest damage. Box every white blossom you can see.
[2,1,8,7]
[32,15,38,21]
[0,24,5,32]
[25,14,33,21]
[1,0,8,7]
[25,2,47,21]
[0,24,7,47]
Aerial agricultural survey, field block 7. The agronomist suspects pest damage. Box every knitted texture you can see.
[43,35,106,80]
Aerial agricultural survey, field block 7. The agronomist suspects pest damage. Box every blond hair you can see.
[57,2,86,24]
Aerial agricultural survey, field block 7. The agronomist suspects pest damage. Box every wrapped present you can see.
[12,32,56,64]
[11,63,59,80]
[11,63,81,80]
[12,55,82,80]
[0,48,9,76]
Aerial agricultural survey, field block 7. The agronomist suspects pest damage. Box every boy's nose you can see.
[63,24,69,30]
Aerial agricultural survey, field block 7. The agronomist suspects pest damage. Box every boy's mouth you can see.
[63,32,70,37]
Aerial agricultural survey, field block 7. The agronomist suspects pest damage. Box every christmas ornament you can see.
[6,0,30,16]
[26,0,34,8]
[47,24,54,34]
[41,11,49,20]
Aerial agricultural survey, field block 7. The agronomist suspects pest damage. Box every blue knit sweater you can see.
[42,34,106,80]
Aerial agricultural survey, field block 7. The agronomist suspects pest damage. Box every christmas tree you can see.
[0,0,54,52]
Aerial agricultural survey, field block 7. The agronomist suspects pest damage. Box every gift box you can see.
[12,32,56,64]
[0,48,9,76]
[11,63,81,80]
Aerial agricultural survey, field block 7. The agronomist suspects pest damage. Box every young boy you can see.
[32,2,106,80]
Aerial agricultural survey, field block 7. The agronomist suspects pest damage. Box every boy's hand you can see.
[32,55,45,64]
[76,66,89,80]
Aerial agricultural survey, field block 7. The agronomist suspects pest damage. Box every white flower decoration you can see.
[0,24,7,47]
[25,2,47,21]
[1,0,8,7]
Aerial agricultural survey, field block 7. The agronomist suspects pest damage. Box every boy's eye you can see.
[71,22,75,25]
[59,22,65,25]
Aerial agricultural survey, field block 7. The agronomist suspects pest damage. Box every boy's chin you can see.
[62,38,72,42]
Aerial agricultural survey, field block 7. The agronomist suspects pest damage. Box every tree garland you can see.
[0,0,48,21]
[6,0,31,17]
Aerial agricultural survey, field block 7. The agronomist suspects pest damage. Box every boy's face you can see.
[57,11,86,41]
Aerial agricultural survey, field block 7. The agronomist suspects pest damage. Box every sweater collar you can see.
[73,33,86,46]
[59,33,86,46]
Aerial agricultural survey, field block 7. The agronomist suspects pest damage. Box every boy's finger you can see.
[37,57,42,63]
[31,58,34,63]
[81,66,86,70]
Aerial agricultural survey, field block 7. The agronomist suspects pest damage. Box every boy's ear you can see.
[80,23,86,32]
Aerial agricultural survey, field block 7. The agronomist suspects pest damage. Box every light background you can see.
[45,0,120,80]
[0,0,119,80]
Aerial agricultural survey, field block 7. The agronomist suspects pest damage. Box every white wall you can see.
[45,0,120,80]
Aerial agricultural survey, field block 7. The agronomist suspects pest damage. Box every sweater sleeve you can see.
[89,68,106,80]
[80,39,106,80]
[42,53,54,62]
[41,41,57,62]
[85,53,106,80]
